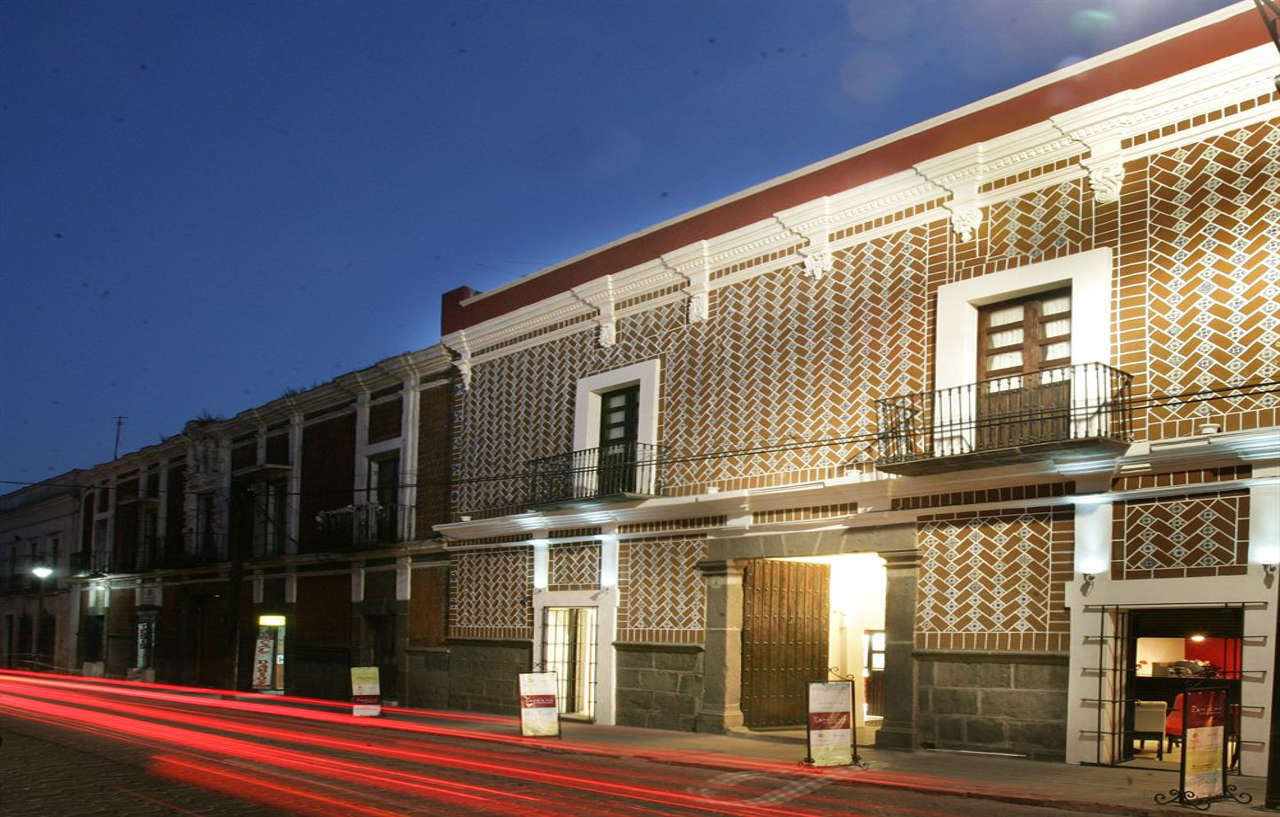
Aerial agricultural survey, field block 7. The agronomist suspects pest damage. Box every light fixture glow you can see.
[1190,634,1206,642]
[258,615,286,627]
[31,566,52,579]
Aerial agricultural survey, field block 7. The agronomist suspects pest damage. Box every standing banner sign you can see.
[251,629,275,690]
[1155,686,1250,808]
[350,666,382,717]
[806,680,855,767]
[518,672,560,737]
[1183,689,1226,801]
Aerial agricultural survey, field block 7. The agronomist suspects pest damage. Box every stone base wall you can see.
[915,651,1068,760]
[447,640,531,715]
[616,644,703,731]
[405,647,450,709]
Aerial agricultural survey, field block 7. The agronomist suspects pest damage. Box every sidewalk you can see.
[384,707,1268,817]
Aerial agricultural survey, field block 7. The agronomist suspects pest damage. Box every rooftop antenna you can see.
[113,415,126,460]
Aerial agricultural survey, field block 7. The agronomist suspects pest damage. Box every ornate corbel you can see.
[778,196,835,281]
[664,241,712,325]
[572,275,617,348]
[1052,94,1132,206]
[914,146,986,244]
[443,331,472,391]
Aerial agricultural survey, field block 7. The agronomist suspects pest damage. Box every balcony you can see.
[314,502,409,551]
[527,442,663,509]
[874,362,1133,476]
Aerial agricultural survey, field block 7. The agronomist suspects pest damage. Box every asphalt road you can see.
[0,671,1096,817]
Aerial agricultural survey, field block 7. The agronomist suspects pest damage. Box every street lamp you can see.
[31,564,51,669]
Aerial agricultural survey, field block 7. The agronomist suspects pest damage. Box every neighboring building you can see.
[434,1,1280,775]
[52,347,455,705]
[0,472,85,672]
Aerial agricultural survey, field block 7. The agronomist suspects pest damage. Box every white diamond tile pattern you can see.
[1147,120,1280,428]
[619,538,707,641]
[549,543,600,589]
[1120,493,1248,576]
[450,548,532,637]
[917,512,1056,637]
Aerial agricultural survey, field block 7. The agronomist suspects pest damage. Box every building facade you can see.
[434,3,1280,773]
[0,347,457,706]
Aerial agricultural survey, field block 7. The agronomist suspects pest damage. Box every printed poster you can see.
[807,681,854,767]
[1183,689,1226,801]
[518,672,560,737]
[350,666,382,717]
[251,628,275,690]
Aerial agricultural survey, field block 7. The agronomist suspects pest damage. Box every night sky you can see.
[1,0,1243,484]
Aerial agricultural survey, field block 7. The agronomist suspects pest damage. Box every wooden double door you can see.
[740,560,830,728]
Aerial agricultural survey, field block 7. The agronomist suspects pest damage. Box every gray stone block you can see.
[1013,662,1069,690]
[640,670,680,693]
[966,717,1006,745]
[933,687,979,715]
[617,687,654,711]
[981,689,1067,721]
[935,661,1012,689]
[678,674,703,696]
[937,716,965,742]
[653,651,700,672]
[616,668,645,690]
[916,660,935,686]
[1009,721,1066,751]
[616,650,655,670]
[653,691,696,715]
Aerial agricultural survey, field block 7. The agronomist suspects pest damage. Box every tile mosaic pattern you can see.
[453,226,930,515]
[1112,491,1250,580]
[548,542,600,591]
[916,508,1072,652]
[988,179,1088,261]
[618,536,708,644]
[1145,120,1280,437]
[448,547,532,640]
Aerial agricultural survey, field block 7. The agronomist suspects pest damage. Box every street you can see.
[1,671,1098,817]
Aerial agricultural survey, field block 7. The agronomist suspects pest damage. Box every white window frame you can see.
[572,359,661,495]
[932,248,1113,453]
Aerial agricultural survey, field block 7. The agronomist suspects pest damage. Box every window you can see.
[597,386,639,495]
[366,454,401,542]
[978,288,1072,380]
[543,606,598,720]
[571,359,661,497]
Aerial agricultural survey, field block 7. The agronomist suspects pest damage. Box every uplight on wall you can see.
[258,614,286,627]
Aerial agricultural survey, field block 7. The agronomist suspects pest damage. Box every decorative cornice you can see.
[445,44,1277,369]
[572,275,618,348]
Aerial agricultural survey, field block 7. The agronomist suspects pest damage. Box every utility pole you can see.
[112,416,127,460]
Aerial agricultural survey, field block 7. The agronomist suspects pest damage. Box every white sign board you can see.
[350,666,382,717]
[518,672,560,737]
[1183,689,1226,802]
[807,681,854,767]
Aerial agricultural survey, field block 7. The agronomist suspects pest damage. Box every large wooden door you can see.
[741,560,830,728]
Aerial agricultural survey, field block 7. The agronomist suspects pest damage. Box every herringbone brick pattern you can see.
[548,542,600,591]
[1145,120,1280,437]
[1112,491,1250,580]
[449,548,532,639]
[618,536,707,644]
[916,508,1072,652]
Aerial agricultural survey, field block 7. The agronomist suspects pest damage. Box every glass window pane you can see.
[1043,341,1071,361]
[987,351,1022,371]
[1042,295,1071,315]
[1043,317,1071,338]
[988,327,1024,348]
[988,304,1024,326]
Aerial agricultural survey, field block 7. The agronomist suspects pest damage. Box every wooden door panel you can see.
[741,560,830,728]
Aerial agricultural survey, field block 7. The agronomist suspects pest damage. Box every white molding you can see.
[531,585,619,726]
[449,45,1275,370]
[573,359,661,453]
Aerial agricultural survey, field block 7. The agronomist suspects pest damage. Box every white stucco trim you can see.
[1064,569,1278,774]
[573,359,662,453]
[934,248,1113,391]
[531,586,619,726]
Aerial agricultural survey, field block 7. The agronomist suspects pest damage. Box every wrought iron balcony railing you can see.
[527,441,663,508]
[874,362,1133,475]
[314,502,409,551]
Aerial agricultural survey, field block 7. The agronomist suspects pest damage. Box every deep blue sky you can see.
[1,0,1242,483]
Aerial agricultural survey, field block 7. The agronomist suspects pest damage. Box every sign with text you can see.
[518,672,560,737]
[251,628,275,690]
[1183,688,1227,801]
[350,666,382,717]
[807,681,854,767]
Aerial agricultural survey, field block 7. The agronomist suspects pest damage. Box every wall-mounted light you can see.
[1189,634,1206,643]
[1080,573,1095,595]
[31,565,52,580]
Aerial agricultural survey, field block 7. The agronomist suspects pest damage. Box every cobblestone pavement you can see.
[0,672,1141,817]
